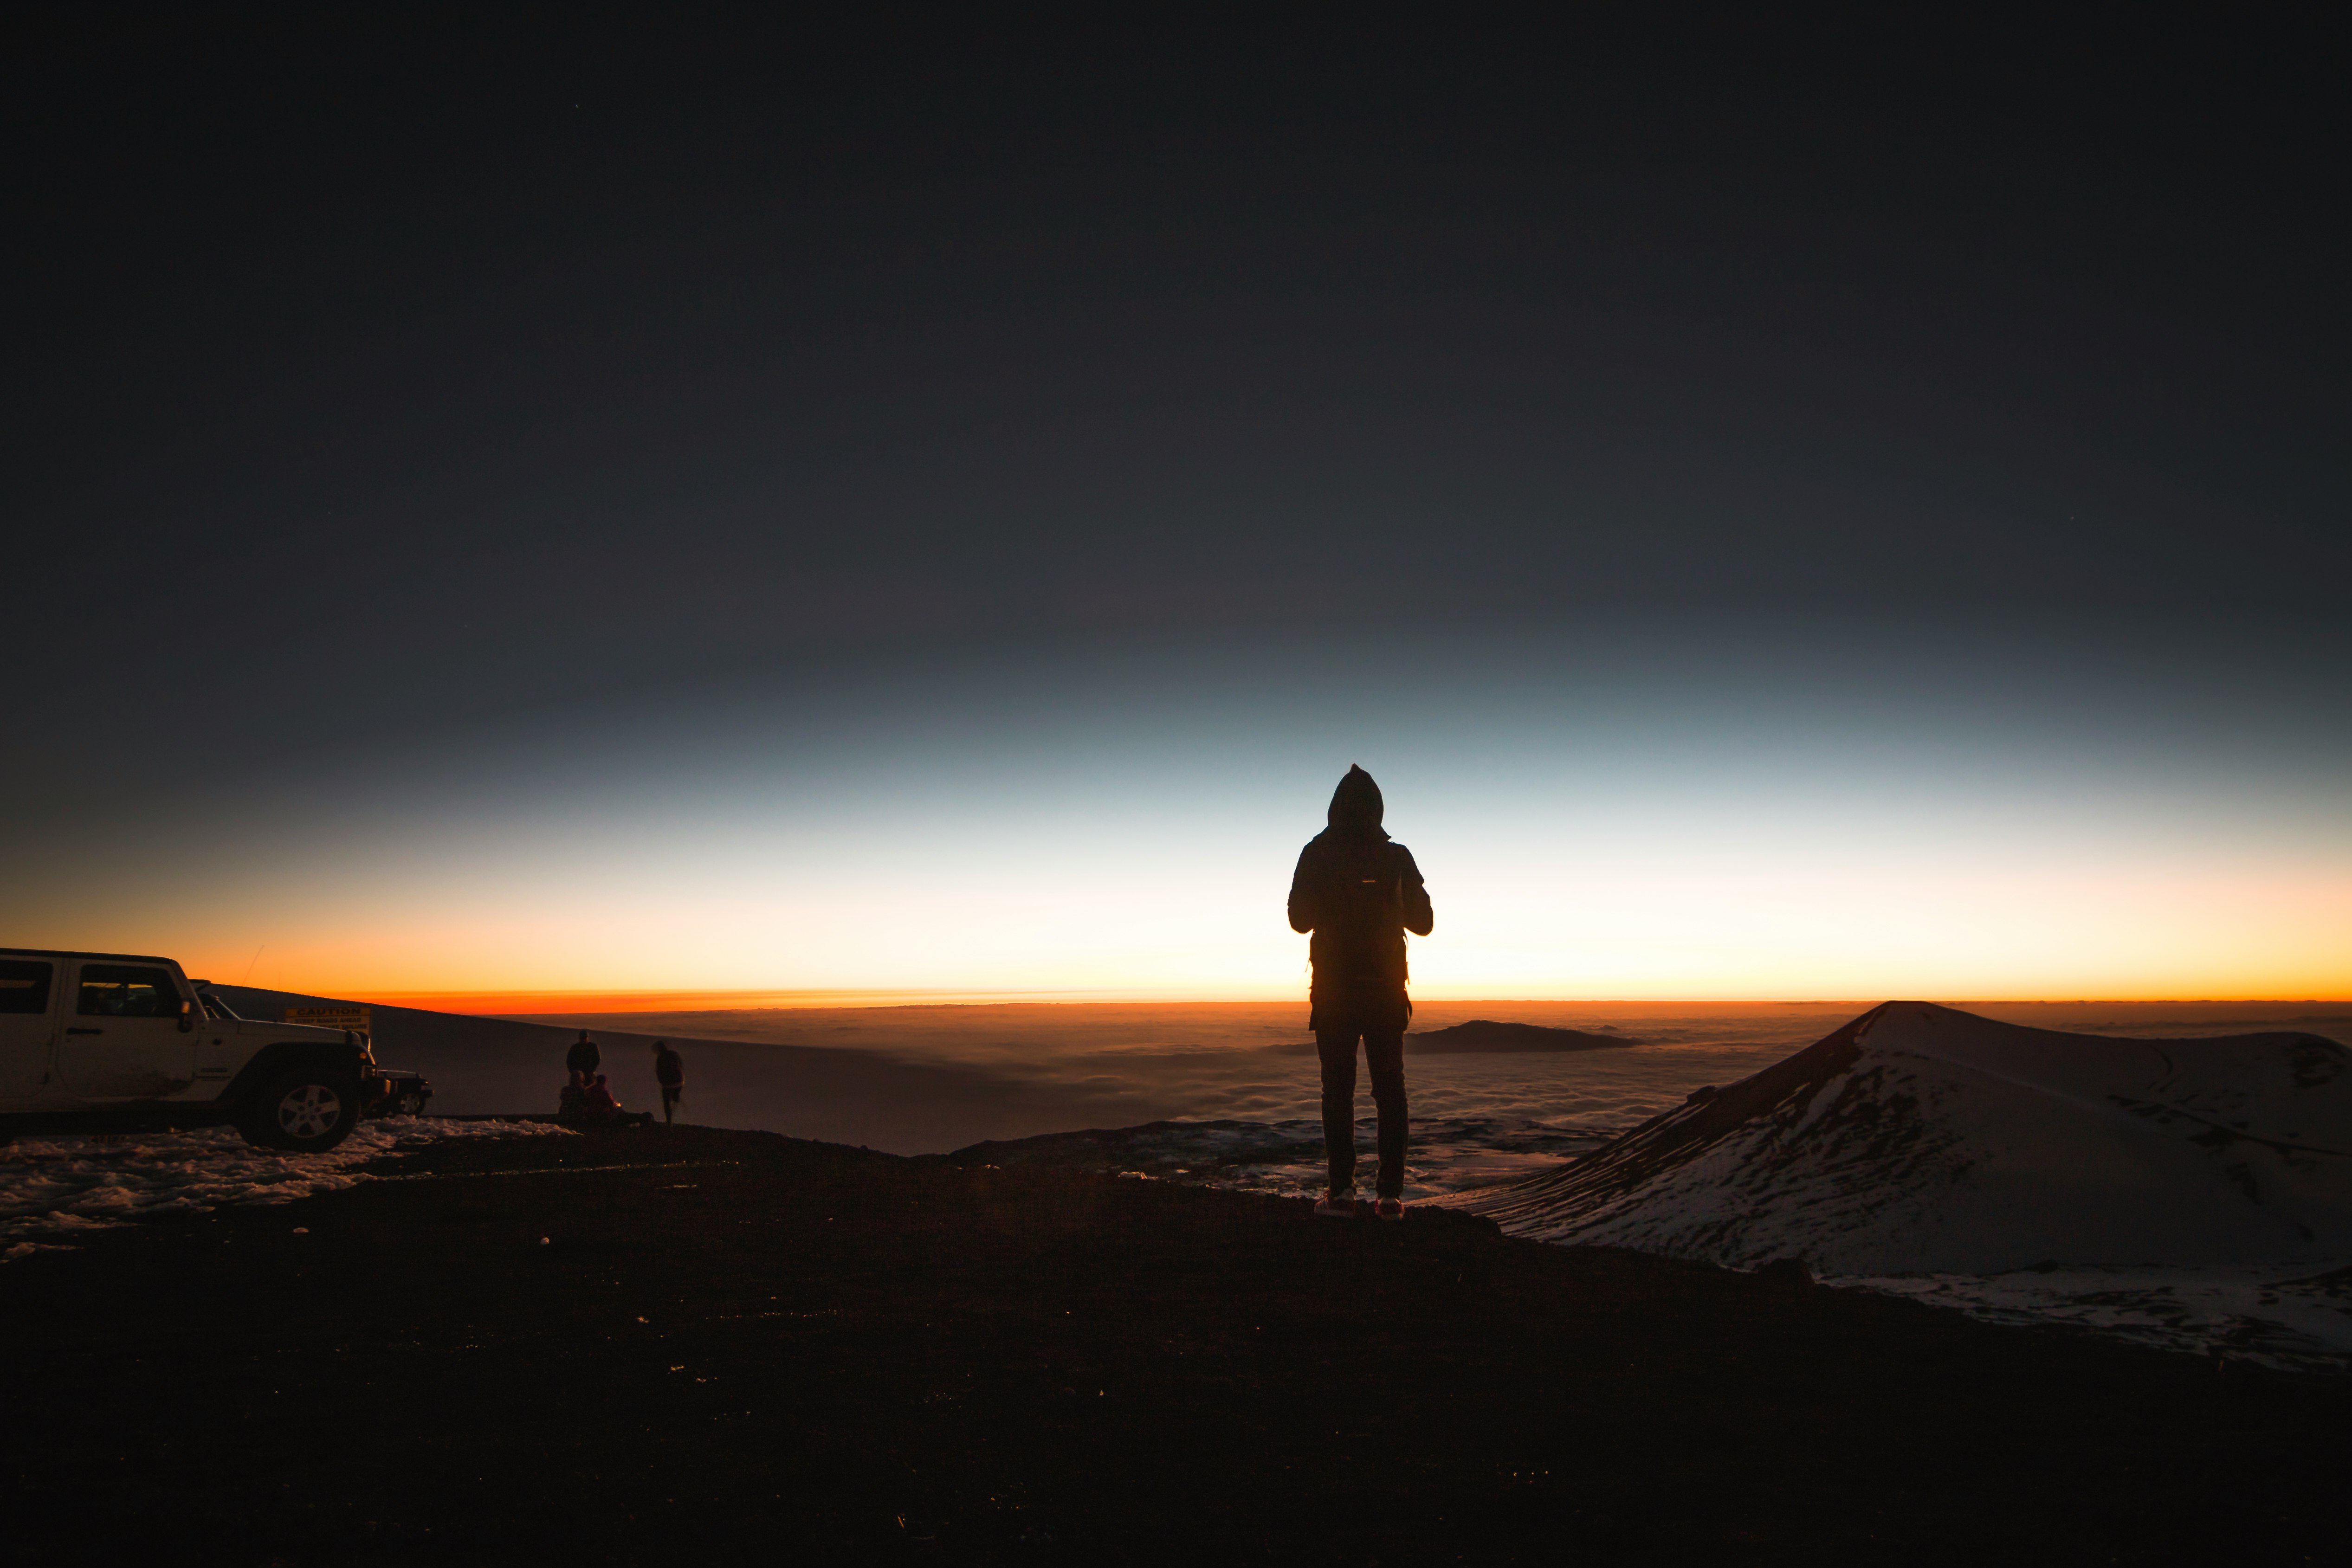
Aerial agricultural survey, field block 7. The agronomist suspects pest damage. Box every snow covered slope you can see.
[1469,1002,2352,1276]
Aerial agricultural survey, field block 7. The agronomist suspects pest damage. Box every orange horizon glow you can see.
[128,847,2349,1013]
[343,987,2352,1016]
[36,758,2352,1010]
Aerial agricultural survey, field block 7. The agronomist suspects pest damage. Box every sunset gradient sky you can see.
[6,13,2344,1003]
[15,615,2346,1003]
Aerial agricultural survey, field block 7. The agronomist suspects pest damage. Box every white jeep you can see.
[0,948,376,1151]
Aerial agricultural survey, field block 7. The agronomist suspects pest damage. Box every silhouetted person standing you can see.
[1288,765,1433,1220]
[653,1039,684,1123]
[566,1030,600,1080]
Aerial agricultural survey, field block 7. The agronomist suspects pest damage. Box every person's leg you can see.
[1315,1027,1361,1194]
[1363,1029,1408,1200]
[661,1087,678,1123]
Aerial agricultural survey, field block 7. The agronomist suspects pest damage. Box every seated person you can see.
[579,1073,654,1127]
[582,1073,622,1119]
[556,1071,589,1120]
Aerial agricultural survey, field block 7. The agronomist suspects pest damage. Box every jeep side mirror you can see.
[179,999,196,1033]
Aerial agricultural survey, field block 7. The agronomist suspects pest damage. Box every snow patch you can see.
[0,1118,571,1248]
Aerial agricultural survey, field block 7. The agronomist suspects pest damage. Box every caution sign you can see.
[284,1006,371,1034]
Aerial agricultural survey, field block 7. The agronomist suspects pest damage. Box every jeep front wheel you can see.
[239,1072,361,1152]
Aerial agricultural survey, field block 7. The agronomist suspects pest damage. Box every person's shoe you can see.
[1314,1191,1358,1219]
[1373,1197,1405,1220]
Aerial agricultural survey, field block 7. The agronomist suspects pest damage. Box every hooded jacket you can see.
[1287,766,1434,1026]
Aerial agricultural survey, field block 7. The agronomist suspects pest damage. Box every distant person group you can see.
[557,1029,685,1127]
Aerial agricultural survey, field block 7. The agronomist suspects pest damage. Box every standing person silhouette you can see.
[566,1030,600,1082]
[1288,765,1434,1220]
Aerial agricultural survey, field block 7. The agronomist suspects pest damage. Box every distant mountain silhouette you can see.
[1408,1020,1643,1053]
[1262,1019,1642,1055]
[203,984,1150,1152]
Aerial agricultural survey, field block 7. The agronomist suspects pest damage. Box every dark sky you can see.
[9,5,2347,744]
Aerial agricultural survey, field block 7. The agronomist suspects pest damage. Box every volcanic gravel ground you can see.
[3,1126,2342,1565]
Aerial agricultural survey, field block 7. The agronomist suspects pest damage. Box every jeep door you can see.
[0,956,59,1105]
[58,961,196,1100]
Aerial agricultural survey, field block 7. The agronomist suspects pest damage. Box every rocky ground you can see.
[4,1125,2342,1565]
